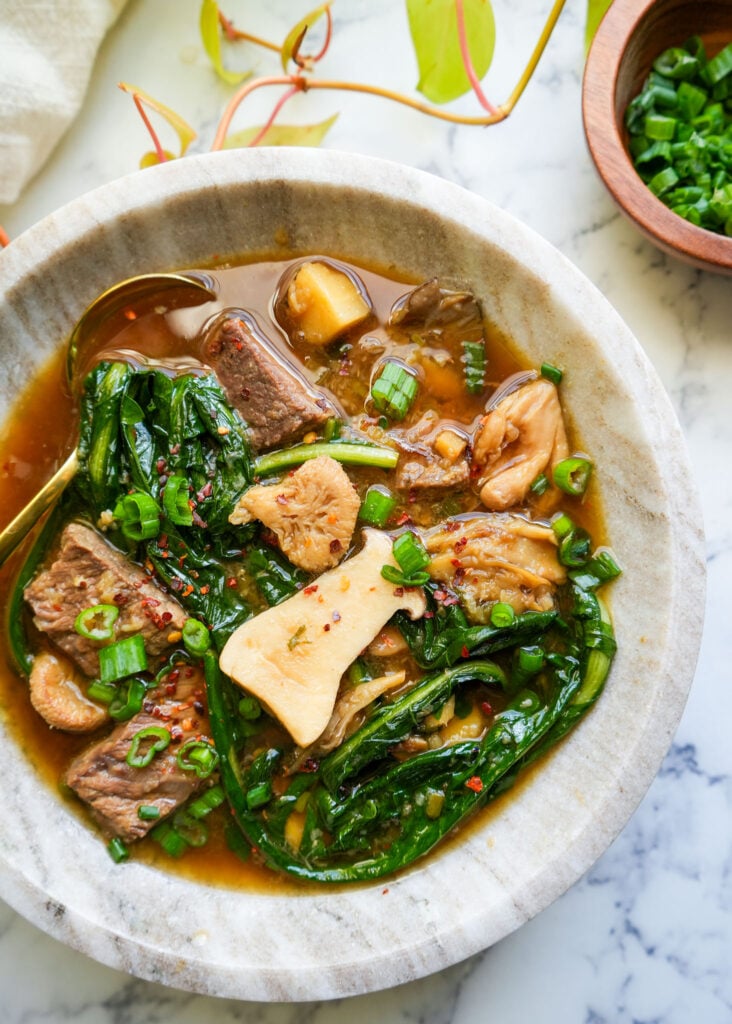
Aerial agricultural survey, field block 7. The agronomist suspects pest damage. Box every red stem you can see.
[0,224,10,248]
[455,0,498,116]
[133,94,169,163]
[311,7,333,63]
[248,84,302,147]
[212,74,305,150]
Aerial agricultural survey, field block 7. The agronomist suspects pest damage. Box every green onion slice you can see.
[553,457,593,496]
[540,362,563,385]
[126,725,171,768]
[490,602,516,628]
[138,804,161,821]
[462,340,486,394]
[177,737,219,779]
[237,695,262,721]
[182,617,211,656]
[113,491,161,542]
[246,781,272,810]
[74,603,119,641]
[86,679,118,705]
[359,485,397,528]
[370,360,419,421]
[99,634,148,684]
[392,531,430,577]
[162,474,193,527]
[108,677,148,722]
[107,837,129,863]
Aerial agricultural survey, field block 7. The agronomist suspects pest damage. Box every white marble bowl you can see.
[0,150,704,1000]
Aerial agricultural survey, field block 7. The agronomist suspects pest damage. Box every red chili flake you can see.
[200,585,210,595]
[113,592,129,606]
[434,590,447,602]
[469,462,482,479]
[461,645,470,659]
[332,610,341,623]
[178,553,188,568]
[446,521,461,533]
[161,611,173,623]
[170,579,183,592]
[185,666,194,677]
[453,567,466,586]
[329,538,342,553]
[424,610,434,619]
[442,595,458,606]
[141,597,161,608]
[168,669,180,682]
[197,481,213,501]
[450,558,462,568]
[240,386,251,400]
[303,584,319,595]
[481,701,493,716]
[192,510,208,529]
[123,308,137,321]
[234,341,243,352]
[158,534,168,549]
[453,536,468,552]
[78,580,88,590]
[133,580,144,589]
[169,443,181,456]
[182,584,194,598]
[226,577,238,589]
[156,457,167,475]
[323,623,331,632]
[382,888,390,895]
[394,587,404,597]
[395,511,413,526]
[465,776,483,793]
[301,758,320,773]
[165,682,177,696]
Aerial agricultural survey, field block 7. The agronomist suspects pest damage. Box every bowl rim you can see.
[582,0,732,274]
[0,148,706,1000]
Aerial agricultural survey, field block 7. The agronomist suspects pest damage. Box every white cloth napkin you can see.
[0,0,127,204]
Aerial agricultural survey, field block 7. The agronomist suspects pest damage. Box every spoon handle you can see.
[0,449,79,569]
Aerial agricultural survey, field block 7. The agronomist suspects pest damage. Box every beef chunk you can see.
[395,457,470,491]
[204,311,333,450]
[64,668,210,842]
[25,522,186,678]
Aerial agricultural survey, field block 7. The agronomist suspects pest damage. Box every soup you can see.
[0,256,618,885]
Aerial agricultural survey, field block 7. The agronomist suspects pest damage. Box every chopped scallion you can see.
[359,485,397,528]
[490,602,516,628]
[461,340,486,394]
[182,617,211,656]
[540,362,563,385]
[370,361,419,421]
[162,474,193,527]
[138,804,161,821]
[113,491,160,542]
[553,456,593,496]
[107,837,129,863]
[99,634,148,684]
[176,737,219,779]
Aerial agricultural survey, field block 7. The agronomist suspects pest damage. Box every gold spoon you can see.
[0,272,217,569]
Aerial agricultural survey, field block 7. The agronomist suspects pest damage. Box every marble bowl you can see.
[0,150,704,1000]
[583,0,732,274]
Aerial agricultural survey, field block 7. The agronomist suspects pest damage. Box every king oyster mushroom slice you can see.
[219,529,426,747]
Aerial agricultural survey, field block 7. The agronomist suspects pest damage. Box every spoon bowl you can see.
[0,271,216,567]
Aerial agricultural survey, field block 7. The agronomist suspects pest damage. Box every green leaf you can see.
[223,113,338,149]
[585,0,613,53]
[200,0,252,85]
[407,0,496,104]
[280,2,331,72]
[119,82,197,159]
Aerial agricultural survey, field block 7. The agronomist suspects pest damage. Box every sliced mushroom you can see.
[219,530,426,747]
[29,650,109,732]
[472,378,569,510]
[229,456,360,573]
[426,513,565,620]
[314,670,407,754]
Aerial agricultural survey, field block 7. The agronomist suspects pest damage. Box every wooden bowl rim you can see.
[582,0,732,273]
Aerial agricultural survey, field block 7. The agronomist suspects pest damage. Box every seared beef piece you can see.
[204,311,333,451]
[64,668,210,842]
[389,279,483,333]
[25,522,186,678]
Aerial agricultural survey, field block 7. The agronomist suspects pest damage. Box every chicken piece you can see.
[229,456,360,573]
[219,529,426,747]
[472,378,569,510]
[283,261,372,346]
[426,513,566,620]
[29,650,109,733]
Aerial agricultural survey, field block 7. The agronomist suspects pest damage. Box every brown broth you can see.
[0,255,604,892]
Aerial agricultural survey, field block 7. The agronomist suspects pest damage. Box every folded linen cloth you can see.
[0,0,127,204]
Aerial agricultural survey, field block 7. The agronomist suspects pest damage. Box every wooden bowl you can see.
[583,0,732,274]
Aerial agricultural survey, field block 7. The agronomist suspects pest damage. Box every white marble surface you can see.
[0,1,729,1021]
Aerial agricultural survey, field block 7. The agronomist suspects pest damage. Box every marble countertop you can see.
[0,1,729,1021]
